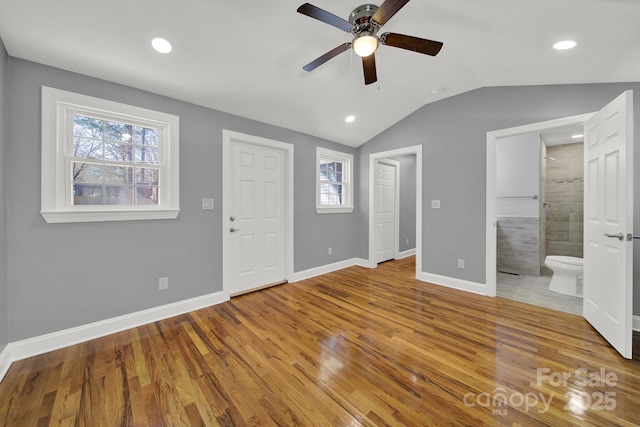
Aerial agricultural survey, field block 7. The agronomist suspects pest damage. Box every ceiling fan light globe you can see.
[353,35,378,57]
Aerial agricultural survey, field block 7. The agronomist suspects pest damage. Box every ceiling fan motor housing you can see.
[297,1,444,85]
[349,4,380,36]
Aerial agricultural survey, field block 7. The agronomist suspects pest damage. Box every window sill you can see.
[41,209,180,223]
[316,206,354,214]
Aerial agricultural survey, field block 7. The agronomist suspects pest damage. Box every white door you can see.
[583,90,634,359]
[375,160,397,263]
[228,140,286,296]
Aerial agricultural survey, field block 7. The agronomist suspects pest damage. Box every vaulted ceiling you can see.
[1,0,638,146]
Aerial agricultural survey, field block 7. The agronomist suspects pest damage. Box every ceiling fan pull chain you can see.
[349,49,354,89]
[377,49,381,90]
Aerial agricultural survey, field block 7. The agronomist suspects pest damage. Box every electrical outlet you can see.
[457,259,465,269]
[406,238,409,246]
[328,247,332,256]
[159,277,169,290]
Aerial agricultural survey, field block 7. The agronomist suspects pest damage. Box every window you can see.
[316,147,353,213]
[41,86,180,223]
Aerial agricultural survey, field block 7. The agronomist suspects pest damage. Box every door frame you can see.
[368,145,422,277]
[222,130,294,298]
[485,113,595,296]
[374,158,400,262]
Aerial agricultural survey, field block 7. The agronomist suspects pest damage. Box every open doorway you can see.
[487,90,635,359]
[493,124,586,315]
[485,114,594,298]
[368,145,422,278]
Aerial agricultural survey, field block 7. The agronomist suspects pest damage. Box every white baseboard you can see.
[6,291,228,366]
[2,255,377,383]
[418,271,488,295]
[353,258,371,268]
[291,257,370,282]
[398,248,416,259]
[0,344,12,382]
[1,266,637,384]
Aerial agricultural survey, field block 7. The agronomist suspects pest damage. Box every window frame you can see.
[41,86,180,223]
[316,147,354,214]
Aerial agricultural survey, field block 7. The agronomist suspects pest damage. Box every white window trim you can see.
[316,147,354,214]
[41,86,180,223]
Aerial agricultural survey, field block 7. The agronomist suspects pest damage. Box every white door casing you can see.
[375,160,398,263]
[485,113,595,297]
[583,91,634,359]
[368,146,422,276]
[222,130,294,298]
[485,93,634,359]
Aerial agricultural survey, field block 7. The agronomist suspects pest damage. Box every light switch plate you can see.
[202,198,214,210]
[431,200,441,209]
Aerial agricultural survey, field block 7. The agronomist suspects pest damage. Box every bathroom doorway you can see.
[494,125,585,315]
[484,113,594,308]
[486,92,635,359]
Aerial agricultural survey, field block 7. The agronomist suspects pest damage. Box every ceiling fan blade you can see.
[380,32,443,56]
[371,0,410,27]
[362,54,377,85]
[297,3,354,32]
[303,43,351,72]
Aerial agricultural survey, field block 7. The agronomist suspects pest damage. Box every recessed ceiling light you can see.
[345,115,355,123]
[572,134,584,139]
[151,37,172,53]
[553,40,576,50]
[432,87,447,96]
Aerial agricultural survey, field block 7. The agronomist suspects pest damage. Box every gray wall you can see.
[357,83,640,315]
[6,58,359,341]
[4,54,640,344]
[389,154,416,252]
[0,38,8,351]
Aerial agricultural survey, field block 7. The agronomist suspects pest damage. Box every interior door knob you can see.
[230,227,241,233]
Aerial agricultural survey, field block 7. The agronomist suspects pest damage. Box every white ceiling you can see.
[1,0,638,147]
[540,124,585,146]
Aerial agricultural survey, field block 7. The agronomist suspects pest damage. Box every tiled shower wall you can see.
[545,142,584,260]
[497,217,540,275]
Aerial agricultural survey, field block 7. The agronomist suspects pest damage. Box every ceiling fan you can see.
[297,0,443,85]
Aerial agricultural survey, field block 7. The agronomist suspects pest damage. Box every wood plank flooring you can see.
[1,256,639,426]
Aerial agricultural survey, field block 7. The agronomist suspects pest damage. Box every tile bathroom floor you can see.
[497,271,582,315]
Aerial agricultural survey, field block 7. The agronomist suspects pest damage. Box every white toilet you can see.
[544,256,583,297]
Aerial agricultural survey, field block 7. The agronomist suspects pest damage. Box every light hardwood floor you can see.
[1,257,639,426]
